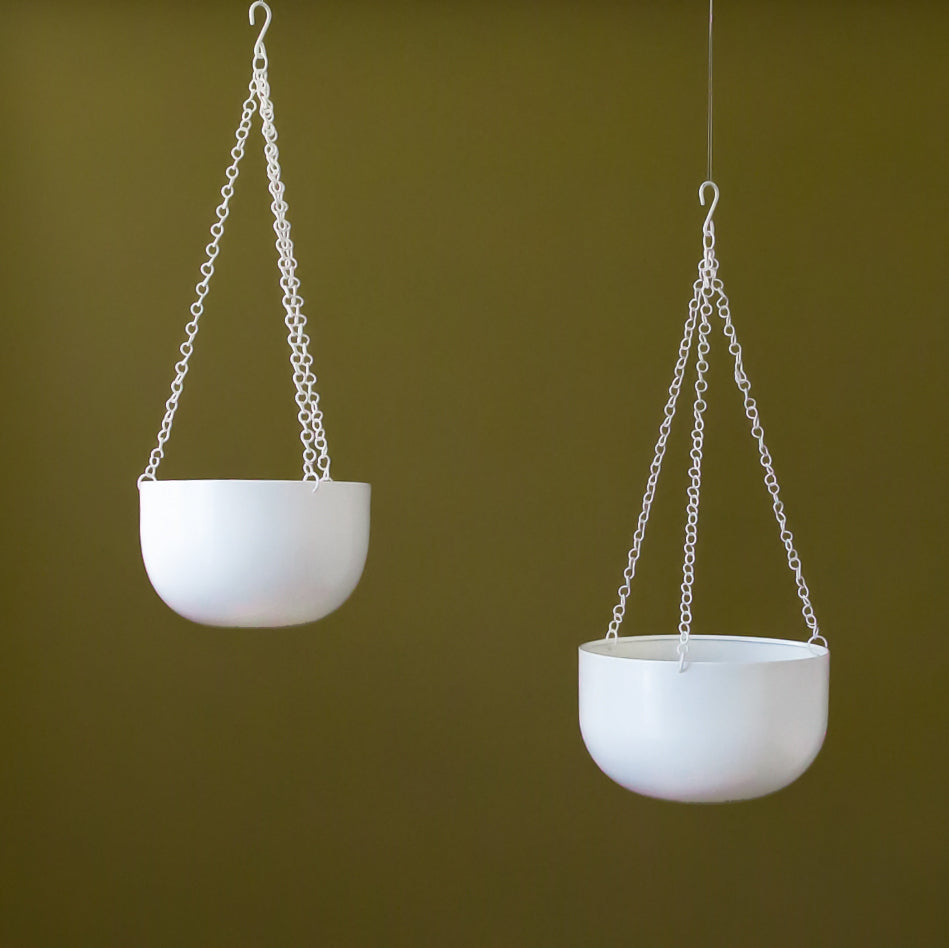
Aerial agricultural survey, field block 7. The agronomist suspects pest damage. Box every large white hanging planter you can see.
[581,2,834,803]
[137,3,370,627]
[579,635,829,803]
[580,176,830,802]
[140,480,370,627]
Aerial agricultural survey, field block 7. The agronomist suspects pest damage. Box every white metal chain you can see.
[252,44,331,481]
[139,5,331,484]
[138,91,258,484]
[712,277,825,647]
[606,181,825,656]
[676,236,714,666]
[606,297,699,639]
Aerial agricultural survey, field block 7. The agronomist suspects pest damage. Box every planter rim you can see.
[139,478,369,489]
[579,633,828,665]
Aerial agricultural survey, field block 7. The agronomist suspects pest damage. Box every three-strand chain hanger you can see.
[139,1,331,486]
[137,1,370,630]
[604,0,825,668]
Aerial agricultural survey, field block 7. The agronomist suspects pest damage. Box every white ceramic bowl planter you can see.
[140,480,369,627]
[579,636,829,803]
[138,3,369,628]
[580,182,830,803]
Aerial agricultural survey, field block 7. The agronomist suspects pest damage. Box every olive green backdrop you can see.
[2,0,946,944]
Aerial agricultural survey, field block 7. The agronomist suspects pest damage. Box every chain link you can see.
[606,184,825,656]
[712,276,825,647]
[139,92,257,484]
[606,297,699,639]
[140,29,331,484]
[252,55,331,481]
[676,230,715,665]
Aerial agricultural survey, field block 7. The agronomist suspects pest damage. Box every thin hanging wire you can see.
[706,0,714,181]
[139,1,331,484]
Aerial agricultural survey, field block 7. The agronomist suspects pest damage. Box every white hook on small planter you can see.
[699,179,719,232]
[249,1,272,57]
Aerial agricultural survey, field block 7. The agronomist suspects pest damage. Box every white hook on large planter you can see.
[699,179,719,232]
[249,1,272,59]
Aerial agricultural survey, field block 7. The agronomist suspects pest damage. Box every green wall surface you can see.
[2,0,946,944]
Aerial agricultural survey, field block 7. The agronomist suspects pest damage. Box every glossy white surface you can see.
[140,480,370,627]
[578,635,829,803]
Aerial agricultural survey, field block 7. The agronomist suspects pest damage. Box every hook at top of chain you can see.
[249,1,272,65]
[699,180,719,234]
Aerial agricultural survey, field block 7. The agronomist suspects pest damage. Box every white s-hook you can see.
[249,1,272,57]
[699,179,719,232]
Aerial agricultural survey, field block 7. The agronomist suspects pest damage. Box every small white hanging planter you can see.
[140,480,370,628]
[137,3,369,628]
[579,178,830,803]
